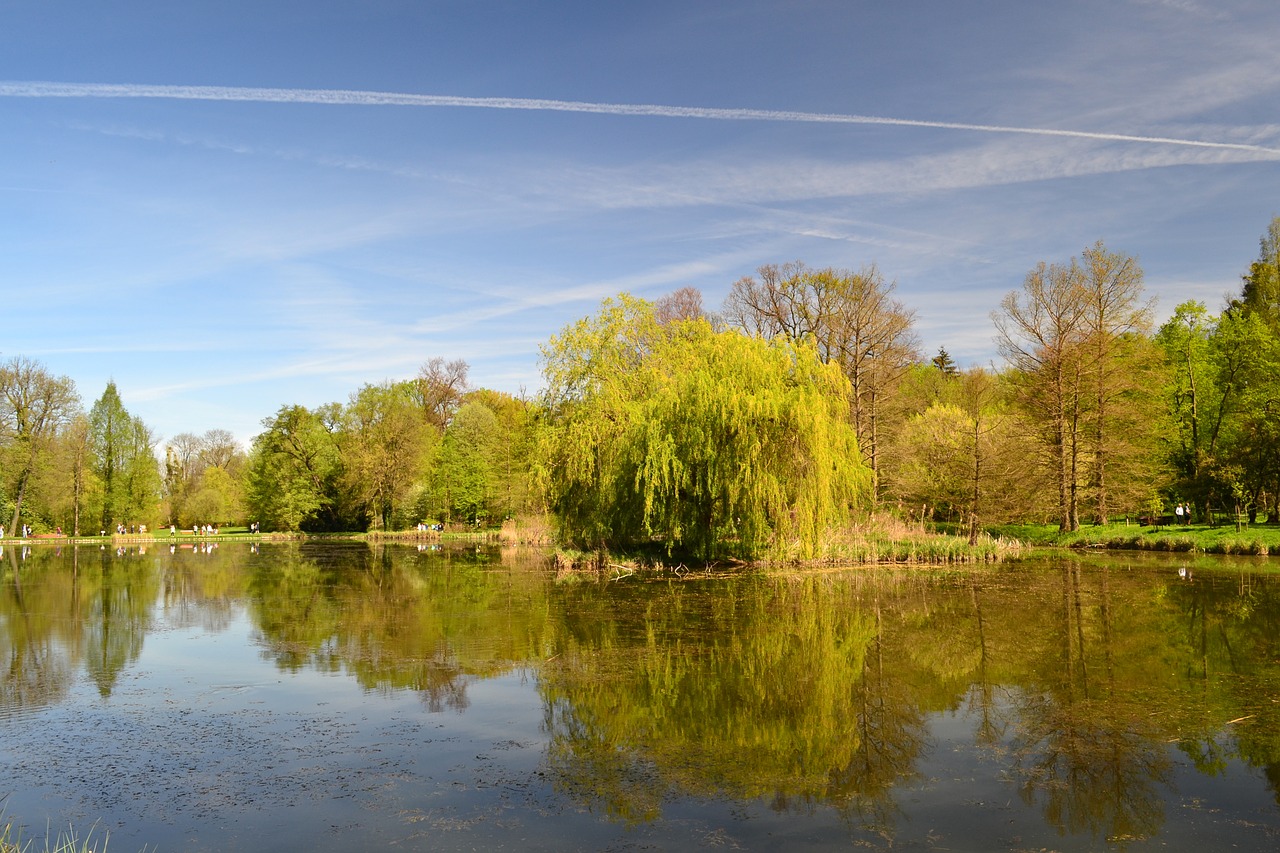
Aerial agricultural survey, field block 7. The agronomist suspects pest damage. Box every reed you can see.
[0,813,113,853]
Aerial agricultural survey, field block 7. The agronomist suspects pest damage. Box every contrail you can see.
[3,80,1277,156]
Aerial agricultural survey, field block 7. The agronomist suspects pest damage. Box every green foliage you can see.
[1236,216,1280,324]
[86,381,161,530]
[432,400,500,524]
[413,391,539,527]
[162,429,248,527]
[341,380,435,530]
[1158,276,1280,523]
[996,242,1157,531]
[889,367,1048,536]
[246,404,349,532]
[539,295,869,559]
[183,465,243,525]
[465,388,540,519]
[0,357,81,533]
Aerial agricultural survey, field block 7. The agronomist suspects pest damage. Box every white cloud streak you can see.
[4,80,1279,156]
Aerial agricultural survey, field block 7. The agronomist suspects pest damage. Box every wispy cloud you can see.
[4,80,1279,156]
[498,133,1273,217]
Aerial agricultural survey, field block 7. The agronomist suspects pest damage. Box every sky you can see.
[2,0,1279,450]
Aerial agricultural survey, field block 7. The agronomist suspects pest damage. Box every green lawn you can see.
[987,519,1280,556]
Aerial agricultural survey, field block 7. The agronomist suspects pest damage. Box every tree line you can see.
[4,217,1280,553]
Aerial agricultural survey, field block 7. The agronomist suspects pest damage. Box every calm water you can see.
[2,541,1280,851]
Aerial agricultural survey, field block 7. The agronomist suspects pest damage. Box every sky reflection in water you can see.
[2,542,1279,851]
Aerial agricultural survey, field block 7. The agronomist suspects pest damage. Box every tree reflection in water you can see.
[537,557,1280,845]
[1006,564,1173,844]
[541,575,922,831]
[3,546,1280,848]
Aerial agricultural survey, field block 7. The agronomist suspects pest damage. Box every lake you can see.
[2,541,1279,851]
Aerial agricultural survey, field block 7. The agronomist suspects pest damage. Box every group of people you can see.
[1173,502,1193,523]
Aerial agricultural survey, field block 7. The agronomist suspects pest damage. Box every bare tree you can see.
[995,260,1091,531]
[414,357,470,431]
[1079,241,1154,524]
[996,244,1155,531]
[654,286,706,326]
[723,262,918,498]
[723,262,838,349]
[167,432,204,475]
[823,266,920,497]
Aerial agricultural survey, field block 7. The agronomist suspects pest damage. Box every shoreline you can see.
[0,529,501,547]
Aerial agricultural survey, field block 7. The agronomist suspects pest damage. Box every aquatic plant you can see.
[0,812,113,853]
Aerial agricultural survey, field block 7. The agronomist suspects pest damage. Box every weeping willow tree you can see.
[538,294,869,559]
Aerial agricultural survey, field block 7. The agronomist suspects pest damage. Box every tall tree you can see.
[1078,241,1156,524]
[414,357,470,431]
[1236,216,1280,324]
[433,400,501,525]
[122,416,162,525]
[87,382,159,530]
[539,295,869,559]
[0,356,80,534]
[342,381,434,530]
[722,262,918,498]
[1189,219,1280,522]
[997,244,1157,529]
[60,413,94,536]
[88,381,130,531]
[931,347,959,377]
[995,259,1090,531]
[890,368,1039,542]
[1199,309,1271,519]
[1155,301,1218,506]
[245,404,359,531]
[451,388,538,521]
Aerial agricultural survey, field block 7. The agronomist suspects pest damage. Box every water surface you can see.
[2,542,1279,850]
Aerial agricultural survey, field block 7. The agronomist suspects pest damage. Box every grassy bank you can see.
[551,516,1024,575]
[0,528,502,548]
[987,520,1280,557]
[0,516,554,549]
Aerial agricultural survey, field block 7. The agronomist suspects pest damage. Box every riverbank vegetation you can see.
[989,520,1280,559]
[0,814,110,853]
[5,217,1280,561]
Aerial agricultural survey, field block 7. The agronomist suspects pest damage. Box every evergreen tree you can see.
[931,347,959,376]
[87,381,160,530]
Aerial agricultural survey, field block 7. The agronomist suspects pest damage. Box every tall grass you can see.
[812,515,1021,565]
[499,514,555,546]
[548,513,1025,572]
[0,813,112,853]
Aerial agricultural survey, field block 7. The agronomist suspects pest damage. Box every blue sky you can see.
[2,1,1278,449]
